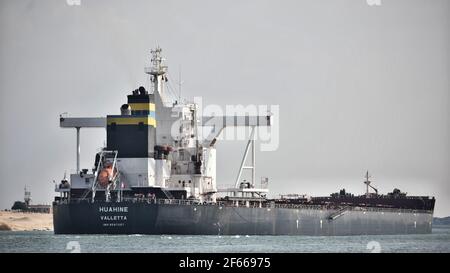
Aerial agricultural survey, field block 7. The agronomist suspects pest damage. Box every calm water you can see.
[1,226,450,253]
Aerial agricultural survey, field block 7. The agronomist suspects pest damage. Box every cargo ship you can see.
[53,48,435,235]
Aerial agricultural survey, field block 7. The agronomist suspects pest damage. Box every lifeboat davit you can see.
[98,163,117,187]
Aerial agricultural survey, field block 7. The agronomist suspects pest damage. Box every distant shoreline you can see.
[0,211,53,231]
[433,216,450,226]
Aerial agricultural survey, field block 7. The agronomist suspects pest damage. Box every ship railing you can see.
[354,206,431,214]
[267,203,432,214]
[53,198,433,214]
[270,204,329,210]
[119,197,228,207]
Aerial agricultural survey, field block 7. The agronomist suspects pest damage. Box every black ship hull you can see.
[53,201,433,235]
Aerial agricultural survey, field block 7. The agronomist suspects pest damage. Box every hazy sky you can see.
[1,0,449,216]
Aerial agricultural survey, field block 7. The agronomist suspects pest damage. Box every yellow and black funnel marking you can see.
[107,116,156,127]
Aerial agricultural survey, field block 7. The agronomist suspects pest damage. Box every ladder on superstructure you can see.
[161,188,175,199]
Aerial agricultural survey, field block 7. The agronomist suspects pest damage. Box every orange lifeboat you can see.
[98,163,117,187]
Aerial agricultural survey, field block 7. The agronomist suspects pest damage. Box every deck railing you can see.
[53,197,432,214]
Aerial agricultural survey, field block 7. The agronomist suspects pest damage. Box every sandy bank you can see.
[0,211,53,231]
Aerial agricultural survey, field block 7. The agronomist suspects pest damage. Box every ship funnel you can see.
[120,104,131,115]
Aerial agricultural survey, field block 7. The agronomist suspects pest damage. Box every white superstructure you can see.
[58,47,271,203]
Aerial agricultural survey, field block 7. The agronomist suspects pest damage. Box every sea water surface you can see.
[1,226,450,253]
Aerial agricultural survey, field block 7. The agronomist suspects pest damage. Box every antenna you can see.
[145,47,169,105]
[177,65,184,103]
